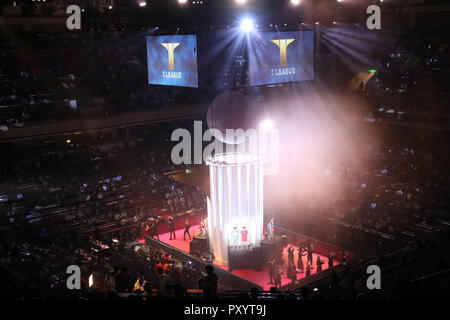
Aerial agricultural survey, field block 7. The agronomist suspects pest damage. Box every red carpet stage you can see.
[156,224,204,253]
[154,224,340,291]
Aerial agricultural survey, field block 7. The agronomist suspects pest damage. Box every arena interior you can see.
[0,0,450,303]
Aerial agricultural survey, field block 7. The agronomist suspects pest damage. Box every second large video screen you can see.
[248,31,314,86]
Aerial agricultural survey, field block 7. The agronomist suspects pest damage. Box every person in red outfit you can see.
[241,226,248,247]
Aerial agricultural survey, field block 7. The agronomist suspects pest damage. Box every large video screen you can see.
[248,31,314,86]
[146,35,198,88]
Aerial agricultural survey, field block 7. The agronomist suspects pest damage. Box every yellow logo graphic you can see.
[270,39,295,67]
[161,42,180,70]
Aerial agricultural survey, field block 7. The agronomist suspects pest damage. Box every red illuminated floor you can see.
[156,225,340,291]
[156,224,204,253]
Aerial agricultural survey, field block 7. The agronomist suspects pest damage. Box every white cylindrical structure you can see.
[206,153,264,266]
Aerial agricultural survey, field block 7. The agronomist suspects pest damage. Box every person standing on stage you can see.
[267,217,275,240]
[316,256,325,272]
[340,250,347,265]
[153,222,160,240]
[287,262,297,284]
[200,216,207,236]
[305,263,312,277]
[268,258,276,284]
[147,218,159,241]
[328,252,335,269]
[155,217,161,240]
[231,226,239,249]
[307,244,313,265]
[287,245,295,267]
[168,216,175,240]
[297,248,306,272]
[274,267,282,289]
[241,226,248,247]
[183,218,191,240]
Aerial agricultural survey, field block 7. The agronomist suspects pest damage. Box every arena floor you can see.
[155,225,340,290]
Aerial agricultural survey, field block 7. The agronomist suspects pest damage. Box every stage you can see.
[151,224,341,291]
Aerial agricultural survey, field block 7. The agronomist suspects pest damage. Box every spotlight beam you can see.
[240,18,254,32]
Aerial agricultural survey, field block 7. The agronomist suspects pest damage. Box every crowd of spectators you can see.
[325,139,450,238]
[0,219,210,300]
[1,16,450,300]
[294,229,450,300]
[369,31,449,94]
[0,120,206,232]
[0,31,201,130]
[1,104,449,298]
[363,30,450,126]
[267,125,450,258]
[0,119,210,299]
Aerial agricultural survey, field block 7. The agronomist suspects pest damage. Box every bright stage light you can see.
[139,1,146,7]
[291,0,300,5]
[240,18,254,32]
[89,274,93,287]
[235,0,247,4]
[260,119,274,130]
[178,0,187,3]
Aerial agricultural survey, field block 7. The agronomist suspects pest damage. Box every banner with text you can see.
[146,35,198,88]
[248,31,314,86]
